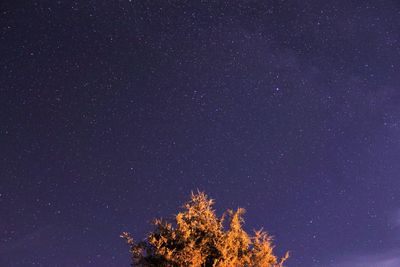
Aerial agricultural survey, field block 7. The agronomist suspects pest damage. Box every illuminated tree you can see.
[121,191,288,267]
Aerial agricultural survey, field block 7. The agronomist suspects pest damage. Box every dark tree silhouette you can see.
[122,191,289,267]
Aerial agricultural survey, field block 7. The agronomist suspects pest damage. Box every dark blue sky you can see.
[1,1,400,266]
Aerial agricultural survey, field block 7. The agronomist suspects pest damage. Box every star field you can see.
[1,1,400,266]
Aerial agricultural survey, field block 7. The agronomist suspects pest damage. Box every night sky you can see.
[1,1,400,266]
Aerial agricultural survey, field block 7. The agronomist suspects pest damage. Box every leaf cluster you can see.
[122,191,288,267]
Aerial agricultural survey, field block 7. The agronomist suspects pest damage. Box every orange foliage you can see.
[121,191,289,267]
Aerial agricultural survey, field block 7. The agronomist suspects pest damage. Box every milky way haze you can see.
[1,1,400,266]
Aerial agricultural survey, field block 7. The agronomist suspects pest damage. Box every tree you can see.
[121,191,289,267]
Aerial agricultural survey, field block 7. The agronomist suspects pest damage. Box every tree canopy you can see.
[121,191,288,267]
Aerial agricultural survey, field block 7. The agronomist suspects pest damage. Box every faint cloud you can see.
[328,209,400,267]
[388,209,400,228]
[331,250,400,267]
